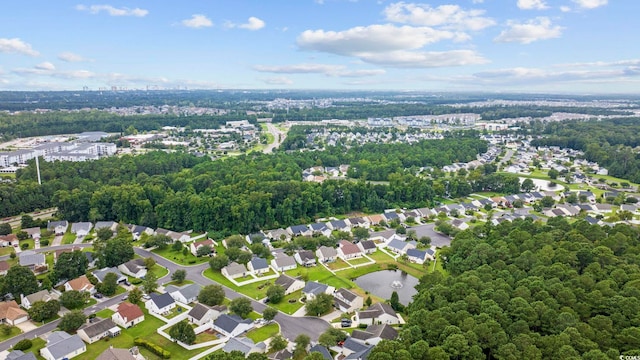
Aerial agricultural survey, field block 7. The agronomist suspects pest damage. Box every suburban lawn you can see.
[0,246,15,256]
[346,256,372,266]
[62,232,76,244]
[23,337,46,359]
[163,279,195,287]
[203,269,270,299]
[285,266,353,290]
[269,290,304,315]
[0,325,22,341]
[151,246,209,266]
[147,264,169,280]
[326,258,351,271]
[164,305,188,319]
[246,323,279,343]
[95,308,115,318]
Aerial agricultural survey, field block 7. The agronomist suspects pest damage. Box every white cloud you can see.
[356,49,488,68]
[35,62,55,71]
[226,17,266,30]
[383,2,495,31]
[58,52,91,62]
[471,0,484,3]
[572,0,607,9]
[0,38,39,56]
[181,14,213,28]
[494,17,563,44]
[254,63,386,77]
[75,4,148,17]
[517,0,549,10]
[261,77,294,85]
[560,6,571,12]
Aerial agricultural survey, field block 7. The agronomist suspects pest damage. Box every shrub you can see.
[131,278,142,285]
[13,339,32,351]
[40,239,49,246]
[134,338,171,359]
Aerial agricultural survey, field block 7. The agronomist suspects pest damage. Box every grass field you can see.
[326,258,351,270]
[203,268,271,299]
[151,246,209,266]
[270,290,304,315]
[62,232,76,244]
[95,308,115,318]
[0,325,22,341]
[346,256,373,266]
[148,264,169,280]
[246,323,279,343]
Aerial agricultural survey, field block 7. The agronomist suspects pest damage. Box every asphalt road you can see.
[263,123,286,154]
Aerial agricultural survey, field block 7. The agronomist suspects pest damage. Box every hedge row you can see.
[134,338,171,358]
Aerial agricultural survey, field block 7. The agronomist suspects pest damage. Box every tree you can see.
[16,231,29,240]
[305,293,334,316]
[294,334,311,358]
[229,297,253,318]
[198,285,225,306]
[226,235,246,248]
[365,296,372,307]
[101,237,134,267]
[269,334,289,352]
[98,272,119,296]
[263,307,278,322]
[169,320,196,345]
[96,227,114,241]
[0,223,11,235]
[196,245,213,257]
[171,240,183,251]
[521,178,535,192]
[21,215,36,229]
[28,300,60,322]
[142,271,158,294]
[4,266,39,300]
[389,291,403,312]
[144,257,156,269]
[352,227,370,241]
[59,310,86,332]
[0,324,12,336]
[249,243,269,258]
[171,269,187,284]
[60,290,88,309]
[548,169,559,179]
[318,327,348,347]
[266,285,285,304]
[128,287,143,304]
[52,250,88,282]
[304,353,326,360]
[541,196,555,208]
[209,254,229,271]
[418,236,431,247]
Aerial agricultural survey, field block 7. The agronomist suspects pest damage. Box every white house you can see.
[247,257,270,275]
[333,288,364,313]
[190,239,216,256]
[356,303,401,325]
[294,250,317,267]
[303,281,335,301]
[21,290,60,310]
[212,314,253,337]
[222,262,247,279]
[0,300,29,326]
[337,240,363,260]
[77,318,121,344]
[270,253,297,272]
[40,331,86,360]
[64,275,96,294]
[145,292,176,315]
[316,246,337,263]
[117,259,147,279]
[187,304,227,326]
[112,302,145,328]
[165,283,201,305]
[274,274,305,295]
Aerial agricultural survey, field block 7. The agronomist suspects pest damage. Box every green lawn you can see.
[203,268,271,299]
[0,247,15,256]
[62,232,76,244]
[95,308,115,318]
[0,325,22,341]
[163,279,194,287]
[151,246,210,266]
[74,307,206,360]
[346,256,372,266]
[246,323,279,343]
[194,329,220,343]
[20,239,35,250]
[80,298,98,309]
[164,305,188,319]
[23,337,46,359]
[148,264,169,280]
[327,258,351,270]
[285,266,354,290]
[269,290,304,315]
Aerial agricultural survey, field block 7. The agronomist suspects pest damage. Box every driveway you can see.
[407,223,452,248]
[50,235,63,246]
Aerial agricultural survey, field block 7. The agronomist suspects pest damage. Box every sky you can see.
[0,0,638,93]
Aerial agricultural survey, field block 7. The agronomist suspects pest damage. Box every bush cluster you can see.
[134,338,171,358]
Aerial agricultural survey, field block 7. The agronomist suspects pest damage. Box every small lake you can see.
[354,270,419,305]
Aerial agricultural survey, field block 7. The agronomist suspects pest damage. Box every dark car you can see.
[93,293,103,299]
[340,319,352,327]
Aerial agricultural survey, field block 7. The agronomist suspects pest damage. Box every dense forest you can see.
[530,118,640,182]
[369,218,640,360]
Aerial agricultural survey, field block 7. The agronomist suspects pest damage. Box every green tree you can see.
[305,293,334,316]
[318,327,347,347]
[226,235,246,248]
[52,250,88,282]
[229,297,253,318]
[352,227,370,241]
[389,291,403,312]
[171,269,187,283]
[262,307,278,322]
[266,285,285,304]
[144,257,156,269]
[548,169,559,179]
[101,237,134,267]
[142,271,158,294]
[128,287,143,304]
[521,178,535,192]
[294,334,311,358]
[197,244,213,257]
[171,240,183,251]
[0,223,11,235]
[269,334,288,352]
[540,196,555,208]
[169,320,196,345]
[4,266,39,300]
[96,227,113,241]
[28,300,60,322]
[59,290,88,309]
[198,285,225,306]
[59,310,86,332]
[98,272,119,296]
[209,254,229,271]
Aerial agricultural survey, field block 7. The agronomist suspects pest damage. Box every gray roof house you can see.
[247,257,270,275]
[70,222,93,237]
[274,274,305,295]
[222,336,265,355]
[386,239,415,255]
[47,220,69,235]
[94,221,118,232]
[93,267,127,283]
[309,222,332,236]
[309,345,332,360]
[316,246,338,263]
[77,318,120,344]
[294,250,317,267]
[187,304,226,326]
[21,289,60,310]
[145,292,176,315]
[287,224,312,237]
[303,281,334,300]
[222,262,248,279]
[40,331,86,360]
[271,253,297,272]
[351,324,398,345]
[18,250,46,269]
[7,350,37,360]
[357,240,377,254]
[406,248,430,264]
[212,314,254,337]
[334,288,364,312]
[117,258,147,278]
[165,283,201,304]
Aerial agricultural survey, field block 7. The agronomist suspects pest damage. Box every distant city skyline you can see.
[0,0,638,93]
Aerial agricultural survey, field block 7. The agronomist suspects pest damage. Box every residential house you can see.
[145,293,176,315]
[70,222,93,237]
[287,225,312,237]
[18,250,46,271]
[187,303,226,326]
[271,253,297,272]
[0,260,9,276]
[246,232,268,245]
[222,336,265,355]
[40,331,86,360]
[338,240,363,260]
[366,214,385,226]
[351,324,398,346]
[112,302,144,328]
[357,240,377,254]
[84,252,97,269]
[128,224,153,241]
[450,218,469,231]
[53,247,82,263]
[23,227,41,240]
[316,246,338,263]
[155,228,191,242]
[47,221,69,235]
[93,267,127,283]
[94,221,118,232]
[333,288,364,313]
[308,345,332,360]
[294,250,317,267]
[270,349,293,360]
[327,220,350,232]
[221,262,248,279]
[274,274,305,295]
[21,289,60,310]
[95,347,138,360]
[356,303,400,325]
[7,350,37,360]
[0,300,29,325]
[212,314,253,337]
[190,239,216,256]
[385,239,416,255]
[164,283,201,305]
[369,230,405,244]
[247,257,270,275]
[406,248,434,264]
[64,275,96,294]
[348,217,370,228]
[303,281,334,301]
[77,318,121,344]
[309,223,332,237]
[118,259,147,279]
[340,337,373,360]
[265,228,290,242]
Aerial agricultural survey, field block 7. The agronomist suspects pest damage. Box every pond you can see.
[354,270,419,305]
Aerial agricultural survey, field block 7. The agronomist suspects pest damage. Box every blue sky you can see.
[0,0,637,93]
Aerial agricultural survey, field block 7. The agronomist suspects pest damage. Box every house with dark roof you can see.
[309,345,332,360]
[316,246,338,263]
[356,303,400,325]
[0,300,29,325]
[77,318,121,344]
[333,288,363,313]
[70,222,93,237]
[351,324,398,345]
[303,281,334,301]
[294,250,316,267]
[369,230,405,244]
[21,289,60,310]
[246,232,268,245]
[327,220,350,232]
[270,349,293,360]
[271,253,297,272]
[112,302,144,328]
[340,337,373,360]
[93,267,127,283]
[165,283,201,304]
[18,250,46,270]
[95,347,138,360]
[265,228,290,242]
[274,274,305,295]
[7,350,37,360]
[94,221,118,232]
[47,220,69,235]
[64,275,96,294]
[222,262,247,279]
[212,314,253,337]
[357,240,377,254]
[117,258,147,279]
[221,336,265,355]
[406,249,431,264]
[40,331,86,360]
[247,257,270,275]
[128,224,154,241]
[187,303,226,326]
[145,292,176,315]
[309,223,332,237]
[286,224,312,237]
[348,217,370,228]
[338,240,363,260]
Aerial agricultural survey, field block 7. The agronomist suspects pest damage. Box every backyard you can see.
[151,246,210,266]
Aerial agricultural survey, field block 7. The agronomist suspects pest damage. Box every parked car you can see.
[93,293,103,299]
[340,319,352,328]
